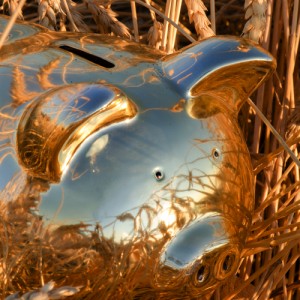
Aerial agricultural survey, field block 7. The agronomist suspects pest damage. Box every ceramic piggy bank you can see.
[0,16,275,298]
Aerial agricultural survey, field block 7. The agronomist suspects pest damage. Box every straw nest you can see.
[0,0,300,299]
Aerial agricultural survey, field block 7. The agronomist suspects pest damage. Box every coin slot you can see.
[59,45,115,68]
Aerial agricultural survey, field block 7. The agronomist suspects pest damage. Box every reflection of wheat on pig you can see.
[1,0,300,299]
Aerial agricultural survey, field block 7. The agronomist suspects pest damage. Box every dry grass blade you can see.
[225,240,300,299]
[247,97,300,168]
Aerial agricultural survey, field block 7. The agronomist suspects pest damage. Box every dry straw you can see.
[0,0,300,299]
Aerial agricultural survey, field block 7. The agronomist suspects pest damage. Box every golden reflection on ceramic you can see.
[0,15,276,297]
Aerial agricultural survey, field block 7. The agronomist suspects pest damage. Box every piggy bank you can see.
[0,16,275,298]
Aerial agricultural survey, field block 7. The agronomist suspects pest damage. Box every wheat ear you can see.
[243,0,267,42]
[184,0,215,39]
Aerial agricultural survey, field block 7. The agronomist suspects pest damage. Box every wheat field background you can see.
[0,0,299,299]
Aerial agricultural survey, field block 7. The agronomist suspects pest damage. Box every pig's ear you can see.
[17,84,137,182]
[161,37,276,117]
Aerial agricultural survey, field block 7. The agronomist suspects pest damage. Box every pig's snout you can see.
[154,213,240,293]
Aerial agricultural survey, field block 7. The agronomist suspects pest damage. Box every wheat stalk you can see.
[130,0,139,42]
[210,0,216,33]
[171,0,183,52]
[247,97,300,168]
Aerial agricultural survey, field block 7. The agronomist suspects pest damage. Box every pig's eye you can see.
[212,148,221,160]
[153,167,165,181]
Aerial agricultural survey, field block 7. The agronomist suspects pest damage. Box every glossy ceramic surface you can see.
[0,16,276,297]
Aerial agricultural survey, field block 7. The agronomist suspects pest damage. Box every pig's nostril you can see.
[222,254,234,272]
[214,250,239,280]
[196,264,209,284]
